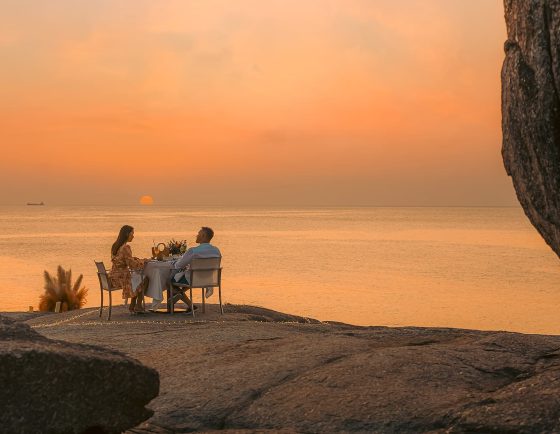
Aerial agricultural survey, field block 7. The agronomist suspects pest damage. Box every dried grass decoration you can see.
[39,266,88,312]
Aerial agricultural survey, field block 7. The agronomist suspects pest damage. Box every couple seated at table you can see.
[109,225,221,314]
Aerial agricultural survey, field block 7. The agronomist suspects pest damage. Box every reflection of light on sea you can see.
[4,205,560,334]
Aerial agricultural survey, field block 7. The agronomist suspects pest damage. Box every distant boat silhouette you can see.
[26,201,45,206]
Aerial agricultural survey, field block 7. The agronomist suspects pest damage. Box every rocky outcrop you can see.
[502,0,560,257]
[27,306,560,433]
[0,315,159,434]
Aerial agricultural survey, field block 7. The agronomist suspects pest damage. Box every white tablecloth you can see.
[132,260,175,302]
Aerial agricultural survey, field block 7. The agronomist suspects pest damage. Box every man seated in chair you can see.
[168,226,221,312]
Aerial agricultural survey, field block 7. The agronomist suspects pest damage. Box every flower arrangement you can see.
[167,239,187,255]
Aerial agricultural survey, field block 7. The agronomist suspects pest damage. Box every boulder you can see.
[502,0,560,257]
[0,315,159,434]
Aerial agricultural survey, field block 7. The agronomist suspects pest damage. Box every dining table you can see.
[131,257,179,308]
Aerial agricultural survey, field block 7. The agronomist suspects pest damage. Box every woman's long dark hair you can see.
[111,225,134,257]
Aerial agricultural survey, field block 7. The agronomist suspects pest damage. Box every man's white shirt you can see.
[172,243,221,282]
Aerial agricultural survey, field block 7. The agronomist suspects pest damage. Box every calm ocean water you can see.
[1,205,559,334]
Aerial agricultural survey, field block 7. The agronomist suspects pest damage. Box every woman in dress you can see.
[109,225,149,314]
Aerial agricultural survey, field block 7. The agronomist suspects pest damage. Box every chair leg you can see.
[99,289,104,318]
[165,287,170,314]
[170,287,174,315]
[202,288,205,313]
[124,297,129,306]
[190,287,195,318]
[108,290,112,321]
[219,286,223,315]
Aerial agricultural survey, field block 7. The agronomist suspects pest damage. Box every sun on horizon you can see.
[139,195,154,205]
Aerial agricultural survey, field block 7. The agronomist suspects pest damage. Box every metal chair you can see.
[93,261,146,321]
[95,261,122,320]
[168,257,223,317]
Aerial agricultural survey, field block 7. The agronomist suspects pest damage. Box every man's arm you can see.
[174,248,195,270]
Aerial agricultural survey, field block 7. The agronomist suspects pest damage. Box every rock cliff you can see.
[502,0,560,256]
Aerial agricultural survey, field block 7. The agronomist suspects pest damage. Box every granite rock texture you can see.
[25,305,560,433]
[502,0,560,257]
[0,315,159,434]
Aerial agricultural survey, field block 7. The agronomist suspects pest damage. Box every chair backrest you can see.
[190,257,221,288]
[94,261,110,291]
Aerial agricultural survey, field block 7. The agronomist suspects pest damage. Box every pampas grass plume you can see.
[38,266,88,312]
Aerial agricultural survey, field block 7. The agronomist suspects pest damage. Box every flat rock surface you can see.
[17,304,560,433]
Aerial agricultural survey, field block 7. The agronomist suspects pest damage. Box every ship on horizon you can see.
[26,201,45,206]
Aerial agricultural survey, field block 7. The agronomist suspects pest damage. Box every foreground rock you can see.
[502,0,560,257]
[23,305,560,433]
[0,315,159,434]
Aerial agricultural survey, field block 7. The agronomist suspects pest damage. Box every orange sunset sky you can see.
[0,0,512,206]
